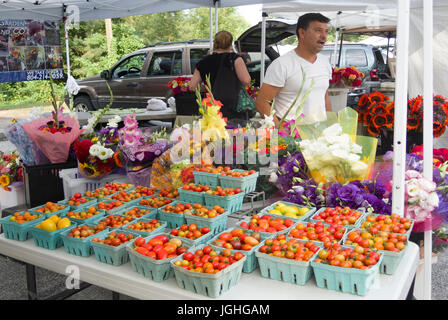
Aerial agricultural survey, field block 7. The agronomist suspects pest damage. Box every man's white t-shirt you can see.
[263,49,332,123]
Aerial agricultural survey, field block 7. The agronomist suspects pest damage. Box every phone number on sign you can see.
[26,69,64,81]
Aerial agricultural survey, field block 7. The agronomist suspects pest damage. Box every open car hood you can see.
[235,19,297,53]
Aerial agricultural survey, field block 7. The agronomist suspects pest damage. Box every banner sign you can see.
[0,20,64,83]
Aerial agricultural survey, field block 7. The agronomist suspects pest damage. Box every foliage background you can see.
[0,8,366,109]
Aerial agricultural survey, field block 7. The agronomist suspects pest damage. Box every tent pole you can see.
[214,0,219,34]
[422,0,434,301]
[64,19,71,110]
[260,11,267,86]
[386,32,391,66]
[337,30,343,67]
[391,0,410,217]
[209,7,213,52]
[333,28,339,67]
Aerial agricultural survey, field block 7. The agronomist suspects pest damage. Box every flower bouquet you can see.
[297,107,378,185]
[405,170,440,232]
[168,76,191,95]
[118,114,172,187]
[4,110,49,166]
[329,66,364,89]
[356,91,393,137]
[20,72,82,164]
[74,137,120,179]
[0,151,23,192]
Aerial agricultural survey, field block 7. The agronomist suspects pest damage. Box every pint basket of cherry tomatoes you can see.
[178,183,209,205]
[126,233,191,282]
[209,228,265,273]
[158,187,180,199]
[218,169,259,194]
[288,221,347,246]
[310,243,383,296]
[310,206,366,229]
[95,199,129,214]
[343,229,408,275]
[90,229,139,266]
[169,223,213,247]
[30,202,70,218]
[58,192,97,210]
[90,213,136,230]
[203,186,245,214]
[122,217,167,237]
[84,183,134,200]
[113,205,157,221]
[60,223,111,257]
[359,213,414,238]
[137,196,174,215]
[105,189,143,207]
[170,244,247,298]
[30,217,78,250]
[192,166,224,187]
[239,213,296,239]
[158,201,192,228]
[255,234,321,285]
[65,206,106,225]
[184,204,230,235]
[0,211,46,241]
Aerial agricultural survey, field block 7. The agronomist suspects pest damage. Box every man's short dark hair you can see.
[296,13,330,38]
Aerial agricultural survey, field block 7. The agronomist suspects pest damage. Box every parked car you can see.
[69,39,211,111]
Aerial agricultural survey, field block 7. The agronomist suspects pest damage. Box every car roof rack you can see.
[144,39,210,48]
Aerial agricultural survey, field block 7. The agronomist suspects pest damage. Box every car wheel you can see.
[73,96,94,112]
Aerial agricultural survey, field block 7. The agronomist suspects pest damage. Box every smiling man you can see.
[256,13,332,127]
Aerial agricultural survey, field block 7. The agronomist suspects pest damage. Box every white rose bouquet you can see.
[299,123,370,184]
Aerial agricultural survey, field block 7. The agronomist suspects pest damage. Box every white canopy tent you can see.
[262,0,444,300]
[0,0,280,21]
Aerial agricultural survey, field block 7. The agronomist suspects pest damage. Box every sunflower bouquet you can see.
[357,92,448,138]
[74,116,122,179]
[356,91,394,137]
[0,151,23,191]
[407,95,448,138]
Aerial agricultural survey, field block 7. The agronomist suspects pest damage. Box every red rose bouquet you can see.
[330,66,364,89]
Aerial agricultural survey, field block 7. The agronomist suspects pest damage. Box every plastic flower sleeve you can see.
[4,119,49,166]
[354,135,378,181]
[22,113,82,164]
[297,109,378,185]
[338,107,359,139]
[295,112,338,141]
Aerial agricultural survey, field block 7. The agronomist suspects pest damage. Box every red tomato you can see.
[134,237,145,247]
[184,252,194,261]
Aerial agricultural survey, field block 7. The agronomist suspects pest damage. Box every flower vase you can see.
[0,182,26,211]
[328,88,349,113]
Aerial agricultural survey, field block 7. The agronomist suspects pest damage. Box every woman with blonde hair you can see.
[189,30,252,125]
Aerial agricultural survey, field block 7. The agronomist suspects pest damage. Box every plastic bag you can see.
[147,98,167,111]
